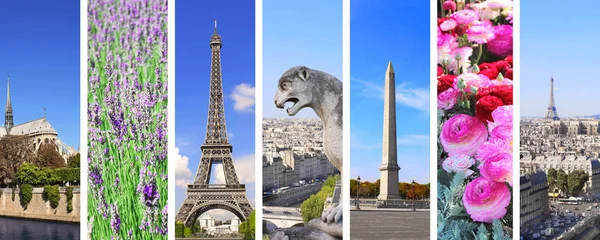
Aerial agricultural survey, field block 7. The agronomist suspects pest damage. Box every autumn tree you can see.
[36,143,66,168]
[0,135,35,185]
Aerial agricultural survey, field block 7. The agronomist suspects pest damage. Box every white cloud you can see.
[214,154,255,184]
[175,147,193,178]
[352,78,430,112]
[175,147,193,189]
[397,134,429,146]
[231,83,255,112]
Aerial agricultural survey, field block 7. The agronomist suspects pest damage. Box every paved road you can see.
[351,210,430,240]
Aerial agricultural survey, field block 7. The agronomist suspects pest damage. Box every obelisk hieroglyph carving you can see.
[378,61,400,200]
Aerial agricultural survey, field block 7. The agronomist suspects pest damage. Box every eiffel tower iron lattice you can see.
[545,76,559,120]
[176,20,253,227]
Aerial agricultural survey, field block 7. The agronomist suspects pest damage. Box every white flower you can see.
[442,154,476,177]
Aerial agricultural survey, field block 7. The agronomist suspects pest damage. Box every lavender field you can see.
[87,0,168,239]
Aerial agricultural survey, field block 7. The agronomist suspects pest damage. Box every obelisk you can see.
[378,61,400,200]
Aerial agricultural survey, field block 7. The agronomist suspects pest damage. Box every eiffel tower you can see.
[176,20,253,227]
[545,76,559,120]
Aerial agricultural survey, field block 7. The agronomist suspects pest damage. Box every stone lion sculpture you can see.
[272,66,343,239]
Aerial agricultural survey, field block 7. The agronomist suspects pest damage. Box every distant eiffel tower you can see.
[545,76,559,120]
[175,20,253,227]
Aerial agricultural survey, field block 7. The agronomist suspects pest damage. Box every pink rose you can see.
[487,25,513,58]
[466,20,495,44]
[479,153,513,186]
[450,9,479,25]
[438,88,460,110]
[442,154,475,177]
[463,177,511,223]
[440,114,488,156]
[476,137,511,163]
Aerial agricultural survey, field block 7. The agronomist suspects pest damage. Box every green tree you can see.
[547,168,557,191]
[239,210,256,239]
[300,175,338,222]
[175,222,184,238]
[42,185,60,208]
[568,170,589,196]
[0,135,35,185]
[19,184,33,208]
[67,153,80,168]
[557,169,568,195]
[184,225,192,237]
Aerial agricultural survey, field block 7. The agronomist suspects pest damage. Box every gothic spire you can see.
[5,73,14,133]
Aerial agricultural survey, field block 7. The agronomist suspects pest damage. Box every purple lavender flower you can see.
[143,182,160,207]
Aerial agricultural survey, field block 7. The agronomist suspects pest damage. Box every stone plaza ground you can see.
[350,209,430,239]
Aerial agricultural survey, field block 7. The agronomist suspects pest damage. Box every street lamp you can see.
[411,180,417,211]
[356,176,361,210]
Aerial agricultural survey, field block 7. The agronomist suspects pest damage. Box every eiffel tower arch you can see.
[176,20,253,227]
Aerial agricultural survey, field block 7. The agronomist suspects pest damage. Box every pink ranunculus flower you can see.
[438,87,460,110]
[476,137,511,163]
[466,20,495,44]
[486,0,513,9]
[488,105,513,143]
[463,177,511,223]
[442,154,475,177]
[452,73,492,92]
[438,33,459,66]
[446,47,473,73]
[440,19,457,32]
[450,9,479,25]
[443,0,457,11]
[487,25,513,58]
[479,153,513,186]
[440,114,488,156]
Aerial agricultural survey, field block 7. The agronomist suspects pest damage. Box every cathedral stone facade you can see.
[0,76,77,162]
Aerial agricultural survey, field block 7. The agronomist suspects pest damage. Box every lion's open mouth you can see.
[284,98,299,113]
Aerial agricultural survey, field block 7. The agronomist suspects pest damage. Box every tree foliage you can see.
[36,143,66,169]
[67,153,80,168]
[0,135,35,185]
[19,183,33,208]
[175,222,184,238]
[547,168,557,191]
[557,169,568,194]
[568,170,589,196]
[17,162,79,186]
[43,185,60,208]
[239,210,255,240]
[66,186,74,212]
[350,178,430,199]
[301,175,338,222]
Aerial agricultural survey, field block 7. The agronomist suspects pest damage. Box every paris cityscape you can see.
[262,118,339,233]
[519,79,600,239]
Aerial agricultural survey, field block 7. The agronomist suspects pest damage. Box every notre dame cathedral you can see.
[0,75,77,162]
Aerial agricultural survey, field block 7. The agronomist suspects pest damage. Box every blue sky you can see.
[0,1,79,148]
[174,0,255,221]
[521,1,600,117]
[262,0,342,118]
[350,0,430,184]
